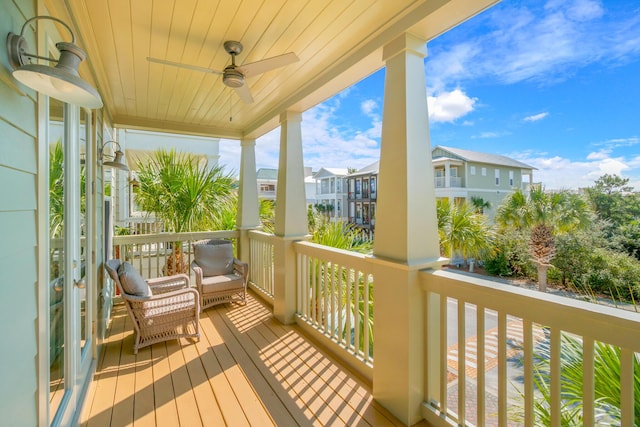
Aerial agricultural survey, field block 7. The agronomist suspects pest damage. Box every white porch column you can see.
[445,161,451,188]
[273,111,308,324]
[236,138,261,263]
[371,33,445,426]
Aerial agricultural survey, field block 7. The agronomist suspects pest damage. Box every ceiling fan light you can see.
[223,68,244,88]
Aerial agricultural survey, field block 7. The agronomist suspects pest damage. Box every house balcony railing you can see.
[110,229,640,425]
[435,176,463,188]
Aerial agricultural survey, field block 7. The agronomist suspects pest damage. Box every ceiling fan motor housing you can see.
[223,67,244,87]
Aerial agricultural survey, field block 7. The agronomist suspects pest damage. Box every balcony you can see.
[435,176,464,188]
[97,230,640,426]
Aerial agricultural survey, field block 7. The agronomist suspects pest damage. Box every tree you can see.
[495,187,593,291]
[436,199,495,265]
[134,149,235,275]
[586,174,640,260]
[470,196,491,214]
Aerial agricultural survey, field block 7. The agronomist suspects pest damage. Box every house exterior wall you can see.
[0,0,39,424]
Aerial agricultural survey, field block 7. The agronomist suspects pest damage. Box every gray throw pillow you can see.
[194,242,234,276]
[117,262,151,297]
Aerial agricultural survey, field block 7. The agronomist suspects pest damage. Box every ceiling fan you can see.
[147,40,298,104]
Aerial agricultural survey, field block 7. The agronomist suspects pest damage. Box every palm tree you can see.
[134,149,235,275]
[495,187,593,291]
[512,333,640,425]
[470,196,491,214]
[436,199,495,265]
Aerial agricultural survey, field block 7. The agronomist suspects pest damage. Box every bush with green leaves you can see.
[553,232,640,303]
[483,229,536,279]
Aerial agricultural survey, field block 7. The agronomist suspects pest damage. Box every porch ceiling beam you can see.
[111,116,243,140]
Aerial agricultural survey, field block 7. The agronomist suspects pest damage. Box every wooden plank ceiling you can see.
[54,0,498,140]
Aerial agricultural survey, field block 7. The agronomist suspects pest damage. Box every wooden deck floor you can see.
[80,292,404,426]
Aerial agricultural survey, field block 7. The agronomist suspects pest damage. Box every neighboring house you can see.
[346,147,536,233]
[256,168,278,201]
[346,162,379,238]
[115,129,221,231]
[432,145,536,217]
[257,167,316,206]
[313,167,348,221]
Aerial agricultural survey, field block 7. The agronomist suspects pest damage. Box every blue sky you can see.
[219,0,640,190]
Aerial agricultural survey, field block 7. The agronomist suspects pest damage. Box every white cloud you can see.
[425,0,640,88]
[219,99,381,174]
[472,131,511,139]
[510,149,638,189]
[524,112,549,122]
[428,89,477,122]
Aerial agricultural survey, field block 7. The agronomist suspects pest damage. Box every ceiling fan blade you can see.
[234,84,254,104]
[237,52,299,77]
[147,57,223,75]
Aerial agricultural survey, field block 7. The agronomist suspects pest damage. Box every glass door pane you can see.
[48,98,65,420]
[79,109,88,351]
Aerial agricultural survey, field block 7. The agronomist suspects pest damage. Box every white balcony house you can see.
[2,1,639,427]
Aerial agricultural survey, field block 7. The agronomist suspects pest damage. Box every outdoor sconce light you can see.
[100,141,129,172]
[6,15,103,108]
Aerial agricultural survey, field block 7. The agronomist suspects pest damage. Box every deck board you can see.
[81,291,404,426]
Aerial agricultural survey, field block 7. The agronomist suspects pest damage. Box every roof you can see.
[433,146,536,170]
[348,161,379,177]
[256,168,278,180]
[314,167,349,179]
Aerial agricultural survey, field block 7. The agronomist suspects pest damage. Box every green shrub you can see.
[483,230,535,279]
[554,232,640,303]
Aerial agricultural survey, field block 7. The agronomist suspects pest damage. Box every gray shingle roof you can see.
[434,146,536,170]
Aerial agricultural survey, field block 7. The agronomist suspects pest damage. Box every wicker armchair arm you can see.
[124,287,200,312]
[190,261,204,287]
[147,273,191,294]
[233,259,249,282]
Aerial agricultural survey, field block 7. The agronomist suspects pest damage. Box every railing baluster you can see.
[363,272,371,363]
[354,270,361,357]
[550,327,561,427]
[338,265,344,346]
[477,305,485,427]
[457,300,466,425]
[524,319,534,427]
[620,347,634,427]
[498,312,507,426]
[346,268,353,352]
[582,337,594,427]
[440,295,448,416]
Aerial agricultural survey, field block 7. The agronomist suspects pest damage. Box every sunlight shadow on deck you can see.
[81,291,404,426]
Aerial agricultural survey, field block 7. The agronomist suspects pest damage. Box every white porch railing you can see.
[247,230,275,301]
[112,230,238,279]
[421,269,640,427]
[293,241,374,367]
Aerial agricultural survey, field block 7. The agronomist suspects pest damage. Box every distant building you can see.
[256,168,278,201]
[346,162,378,239]
[432,146,536,217]
[346,146,536,235]
[313,168,349,221]
[257,167,317,206]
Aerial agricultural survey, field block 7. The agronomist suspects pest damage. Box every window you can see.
[509,170,514,186]
[470,166,476,175]
[481,167,487,176]
[495,169,500,185]
[450,167,458,177]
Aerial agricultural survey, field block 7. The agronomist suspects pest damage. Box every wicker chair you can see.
[191,239,248,311]
[105,259,200,354]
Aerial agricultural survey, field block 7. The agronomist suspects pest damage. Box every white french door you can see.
[48,99,94,426]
